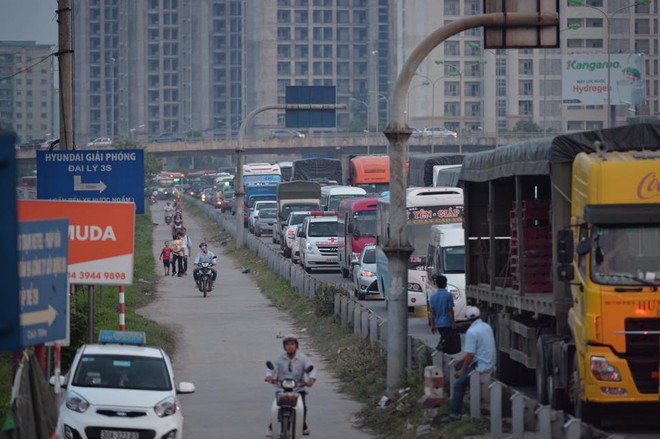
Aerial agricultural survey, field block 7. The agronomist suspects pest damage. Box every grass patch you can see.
[187,200,490,439]
[1,203,177,424]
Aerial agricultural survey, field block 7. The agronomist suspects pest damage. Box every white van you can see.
[298,211,339,273]
[425,223,468,322]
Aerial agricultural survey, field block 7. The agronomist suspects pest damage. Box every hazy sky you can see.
[0,0,58,46]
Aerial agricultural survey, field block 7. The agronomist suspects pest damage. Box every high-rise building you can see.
[0,41,55,144]
[72,0,656,145]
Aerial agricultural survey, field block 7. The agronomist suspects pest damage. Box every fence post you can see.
[511,392,525,439]
[563,418,581,439]
[489,381,502,439]
[469,371,481,418]
[536,405,551,439]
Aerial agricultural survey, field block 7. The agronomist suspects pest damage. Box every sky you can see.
[0,0,58,46]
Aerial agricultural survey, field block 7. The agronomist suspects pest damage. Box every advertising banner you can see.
[18,200,135,285]
[562,53,645,105]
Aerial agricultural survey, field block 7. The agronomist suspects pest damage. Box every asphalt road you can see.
[139,201,376,438]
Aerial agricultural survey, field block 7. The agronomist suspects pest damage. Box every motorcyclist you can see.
[171,216,184,240]
[164,202,174,222]
[265,334,316,436]
[193,242,217,288]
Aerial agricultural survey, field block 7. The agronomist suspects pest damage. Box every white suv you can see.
[422,127,458,138]
[53,330,195,439]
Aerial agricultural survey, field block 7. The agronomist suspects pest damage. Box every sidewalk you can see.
[139,201,375,438]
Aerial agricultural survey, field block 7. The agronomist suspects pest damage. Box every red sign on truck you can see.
[18,200,135,285]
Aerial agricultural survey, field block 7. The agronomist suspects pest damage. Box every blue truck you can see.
[245,183,278,227]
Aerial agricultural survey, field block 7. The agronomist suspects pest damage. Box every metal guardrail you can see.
[193,198,614,439]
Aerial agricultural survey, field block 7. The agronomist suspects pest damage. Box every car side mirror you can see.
[176,381,196,394]
[49,375,66,388]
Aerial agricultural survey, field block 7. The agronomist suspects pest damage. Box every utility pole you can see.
[57,0,74,150]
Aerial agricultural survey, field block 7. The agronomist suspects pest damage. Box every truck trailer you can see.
[459,124,660,422]
[275,181,322,245]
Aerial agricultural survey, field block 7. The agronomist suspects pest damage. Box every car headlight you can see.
[590,356,622,382]
[306,243,317,253]
[65,391,90,413]
[360,270,375,277]
[407,282,423,292]
[154,395,179,417]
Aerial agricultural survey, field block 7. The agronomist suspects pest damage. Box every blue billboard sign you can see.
[36,149,145,214]
[285,85,336,128]
[18,219,69,346]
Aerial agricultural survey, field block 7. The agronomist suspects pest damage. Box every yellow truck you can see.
[459,124,660,423]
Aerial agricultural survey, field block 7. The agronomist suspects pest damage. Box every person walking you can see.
[428,274,455,352]
[180,227,192,275]
[445,306,496,422]
[170,233,184,277]
[159,241,173,275]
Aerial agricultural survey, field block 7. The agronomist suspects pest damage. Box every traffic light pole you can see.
[235,103,346,248]
[383,12,558,393]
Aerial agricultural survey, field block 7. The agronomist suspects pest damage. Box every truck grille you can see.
[624,318,659,394]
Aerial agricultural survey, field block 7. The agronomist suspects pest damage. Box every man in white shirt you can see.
[179,227,192,275]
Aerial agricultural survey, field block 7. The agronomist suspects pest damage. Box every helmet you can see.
[199,242,207,249]
[465,306,481,320]
[282,334,299,348]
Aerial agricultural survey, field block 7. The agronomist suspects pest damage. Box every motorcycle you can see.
[172,221,183,239]
[266,361,313,439]
[195,261,215,297]
[164,213,173,225]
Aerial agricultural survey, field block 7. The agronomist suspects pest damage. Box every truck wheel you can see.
[535,335,550,404]
[570,354,601,426]
[340,267,349,278]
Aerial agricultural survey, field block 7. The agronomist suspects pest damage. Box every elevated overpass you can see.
[16,131,543,165]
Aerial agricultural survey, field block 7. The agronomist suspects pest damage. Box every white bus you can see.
[376,187,464,309]
[242,163,282,185]
[321,185,367,211]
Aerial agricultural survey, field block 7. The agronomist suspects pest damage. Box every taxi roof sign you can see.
[99,330,146,346]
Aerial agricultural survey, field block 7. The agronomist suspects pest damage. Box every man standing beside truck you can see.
[429,274,454,351]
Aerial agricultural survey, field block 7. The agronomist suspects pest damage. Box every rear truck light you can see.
[590,356,622,382]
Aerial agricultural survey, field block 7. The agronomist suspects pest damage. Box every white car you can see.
[54,330,195,439]
[86,137,114,147]
[352,244,381,300]
[249,200,277,233]
[422,127,458,138]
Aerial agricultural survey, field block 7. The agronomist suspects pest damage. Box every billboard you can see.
[562,53,645,106]
[18,200,135,285]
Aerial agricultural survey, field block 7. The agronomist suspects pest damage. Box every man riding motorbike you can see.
[193,242,217,289]
[163,201,174,224]
[265,334,316,436]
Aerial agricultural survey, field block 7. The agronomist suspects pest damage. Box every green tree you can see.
[512,120,542,133]
[115,141,162,184]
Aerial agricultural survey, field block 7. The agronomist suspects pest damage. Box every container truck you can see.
[459,124,660,422]
[291,158,343,184]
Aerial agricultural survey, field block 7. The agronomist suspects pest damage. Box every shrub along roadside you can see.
[0,204,176,424]
[186,202,490,439]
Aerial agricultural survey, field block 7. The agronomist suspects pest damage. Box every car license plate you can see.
[100,431,139,439]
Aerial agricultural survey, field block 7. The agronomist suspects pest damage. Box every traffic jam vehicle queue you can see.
[53,330,195,439]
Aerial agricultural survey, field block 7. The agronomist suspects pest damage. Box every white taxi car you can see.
[53,330,195,439]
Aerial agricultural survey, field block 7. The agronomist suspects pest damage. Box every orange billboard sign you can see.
[18,200,135,285]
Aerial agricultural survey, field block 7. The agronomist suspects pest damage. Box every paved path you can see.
[139,201,376,438]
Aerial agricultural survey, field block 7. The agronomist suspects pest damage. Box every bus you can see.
[376,187,464,310]
[349,156,390,194]
[337,196,379,278]
[242,163,282,185]
[320,185,366,211]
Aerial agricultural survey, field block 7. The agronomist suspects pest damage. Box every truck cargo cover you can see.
[408,154,465,186]
[460,123,660,182]
[292,158,343,182]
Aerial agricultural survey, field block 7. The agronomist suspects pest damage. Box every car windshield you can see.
[72,354,172,391]
[442,246,465,273]
[282,203,319,220]
[259,209,277,218]
[224,191,235,198]
[289,213,308,225]
[363,247,376,264]
[353,211,376,237]
[590,225,660,287]
[308,221,338,237]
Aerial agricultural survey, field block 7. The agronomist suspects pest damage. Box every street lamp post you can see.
[350,97,370,132]
[570,0,649,128]
[110,57,115,140]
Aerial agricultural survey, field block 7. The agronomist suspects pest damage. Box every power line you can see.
[0,53,55,82]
